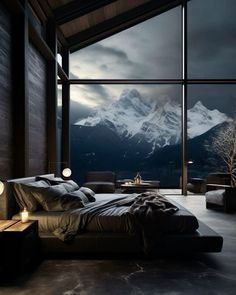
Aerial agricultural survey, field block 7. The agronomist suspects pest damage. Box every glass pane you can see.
[187,85,236,194]
[70,7,181,79]
[70,84,182,189]
[188,0,236,79]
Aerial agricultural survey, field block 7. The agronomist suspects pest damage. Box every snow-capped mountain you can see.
[75,89,230,151]
[187,101,229,138]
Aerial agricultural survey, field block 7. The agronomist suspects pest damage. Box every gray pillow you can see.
[79,187,96,202]
[30,184,85,211]
[61,180,79,192]
[36,176,64,184]
[13,180,50,212]
[64,190,90,204]
[36,176,79,191]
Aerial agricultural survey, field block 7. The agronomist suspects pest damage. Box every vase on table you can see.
[134,172,142,184]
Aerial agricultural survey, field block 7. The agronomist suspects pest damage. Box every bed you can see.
[0,174,223,254]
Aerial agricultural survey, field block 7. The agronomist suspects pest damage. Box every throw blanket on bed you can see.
[116,191,178,217]
[116,192,179,253]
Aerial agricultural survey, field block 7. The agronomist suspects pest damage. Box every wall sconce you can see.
[48,162,72,178]
[0,181,4,195]
[62,168,72,178]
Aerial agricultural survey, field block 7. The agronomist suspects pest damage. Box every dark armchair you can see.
[82,171,116,193]
[205,187,236,213]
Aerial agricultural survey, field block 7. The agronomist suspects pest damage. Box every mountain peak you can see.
[116,88,151,117]
[192,100,206,109]
[120,88,141,100]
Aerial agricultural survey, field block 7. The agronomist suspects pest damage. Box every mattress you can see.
[12,193,199,236]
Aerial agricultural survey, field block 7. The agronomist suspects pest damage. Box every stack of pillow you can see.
[13,176,96,212]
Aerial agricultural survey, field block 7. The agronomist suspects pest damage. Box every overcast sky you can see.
[69,0,236,117]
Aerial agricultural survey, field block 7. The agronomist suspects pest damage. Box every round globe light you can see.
[0,181,4,195]
[62,168,72,178]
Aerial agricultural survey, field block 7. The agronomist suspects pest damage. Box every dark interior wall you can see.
[28,43,47,175]
[0,3,49,179]
[0,3,13,179]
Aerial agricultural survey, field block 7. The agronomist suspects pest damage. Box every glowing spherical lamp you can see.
[62,168,72,178]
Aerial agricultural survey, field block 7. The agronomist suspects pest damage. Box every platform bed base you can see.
[39,221,223,254]
[0,175,223,255]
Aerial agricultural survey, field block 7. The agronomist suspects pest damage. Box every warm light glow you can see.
[21,208,29,223]
[0,181,4,195]
[62,168,72,178]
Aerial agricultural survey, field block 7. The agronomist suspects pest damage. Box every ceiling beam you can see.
[58,63,69,81]
[33,0,68,48]
[68,0,182,52]
[57,26,68,48]
[35,0,54,18]
[28,22,55,60]
[28,0,47,25]
[54,0,118,25]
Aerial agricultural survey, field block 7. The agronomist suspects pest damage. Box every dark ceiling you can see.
[31,0,182,52]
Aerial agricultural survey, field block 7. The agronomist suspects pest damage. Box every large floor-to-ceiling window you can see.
[69,6,182,187]
[61,0,236,193]
[187,0,236,192]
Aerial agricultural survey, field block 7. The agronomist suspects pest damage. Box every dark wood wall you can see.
[0,3,49,180]
[28,43,47,175]
[0,4,13,179]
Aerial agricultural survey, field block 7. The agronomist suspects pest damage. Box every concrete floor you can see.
[1,195,236,295]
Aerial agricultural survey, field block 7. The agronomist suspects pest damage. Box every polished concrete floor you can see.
[1,195,236,295]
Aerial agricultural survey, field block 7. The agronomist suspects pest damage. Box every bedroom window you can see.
[186,0,236,194]
[62,0,236,194]
[70,84,182,187]
[188,0,236,79]
[70,6,182,79]
[187,85,236,191]
[69,6,182,191]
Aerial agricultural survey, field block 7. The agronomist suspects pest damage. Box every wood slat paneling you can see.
[28,43,47,175]
[0,3,13,179]
[60,0,149,38]
[47,0,73,10]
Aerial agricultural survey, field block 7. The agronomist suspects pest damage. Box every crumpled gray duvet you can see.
[52,192,198,253]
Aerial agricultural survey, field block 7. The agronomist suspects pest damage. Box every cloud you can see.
[70,84,113,107]
[86,44,129,60]
[70,6,182,79]
[188,0,236,78]
[70,72,80,79]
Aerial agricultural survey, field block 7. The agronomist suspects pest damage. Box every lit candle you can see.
[0,181,4,195]
[21,208,29,223]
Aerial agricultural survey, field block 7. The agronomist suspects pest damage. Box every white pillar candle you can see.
[21,208,29,223]
[0,181,4,195]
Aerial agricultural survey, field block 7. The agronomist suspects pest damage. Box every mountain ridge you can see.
[74,88,230,152]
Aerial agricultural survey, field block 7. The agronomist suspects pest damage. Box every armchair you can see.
[82,171,116,193]
[205,187,236,213]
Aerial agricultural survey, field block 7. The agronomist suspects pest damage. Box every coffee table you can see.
[120,181,160,193]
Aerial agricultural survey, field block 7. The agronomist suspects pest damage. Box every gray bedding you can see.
[13,193,199,240]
